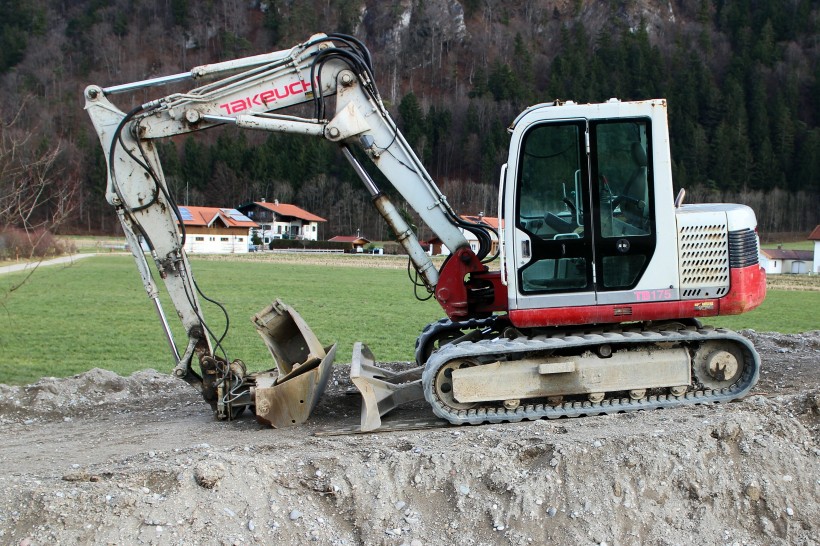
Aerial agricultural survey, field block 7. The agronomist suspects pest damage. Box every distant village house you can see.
[177,206,258,254]
[237,200,326,244]
[328,235,371,252]
[759,248,813,275]
[759,225,819,275]
[810,225,820,274]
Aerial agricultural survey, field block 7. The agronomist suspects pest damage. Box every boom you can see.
[84,33,499,423]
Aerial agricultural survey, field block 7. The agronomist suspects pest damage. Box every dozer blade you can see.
[350,342,424,431]
[251,299,336,428]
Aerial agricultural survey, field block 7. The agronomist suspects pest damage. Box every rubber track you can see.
[421,327,761,425]
[414,316,502,367]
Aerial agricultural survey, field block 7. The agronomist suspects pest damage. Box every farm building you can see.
[237,200,326,243]
[759,247,814,275]
[177,206,258,254]
[328,235,371,252]
[811,225,820,273]
[427,214,500,256]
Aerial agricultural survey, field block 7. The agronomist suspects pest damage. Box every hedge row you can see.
[266,239,349,251]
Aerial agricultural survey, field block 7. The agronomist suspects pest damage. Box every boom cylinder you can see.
[341,146,438,288]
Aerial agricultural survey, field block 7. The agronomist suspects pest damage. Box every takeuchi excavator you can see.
[84,33,766,431]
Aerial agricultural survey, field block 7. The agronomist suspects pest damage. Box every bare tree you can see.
[0,98,80,291]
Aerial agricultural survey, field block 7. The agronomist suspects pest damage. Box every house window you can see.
[209,237,215,241]
[277,226,282,234]
[238,237,244,242]
[312,225,316,232]
[221,237,229,242]
[195,236,204,241]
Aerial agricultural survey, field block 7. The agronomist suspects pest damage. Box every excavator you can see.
[84,33,766,431]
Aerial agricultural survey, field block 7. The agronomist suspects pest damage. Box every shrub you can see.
[267,239,348,251]
[0,228,73,260]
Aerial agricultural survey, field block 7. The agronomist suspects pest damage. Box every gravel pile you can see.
[0,332,818,545]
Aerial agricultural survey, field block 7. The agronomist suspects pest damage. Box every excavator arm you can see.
[84,33,501,427]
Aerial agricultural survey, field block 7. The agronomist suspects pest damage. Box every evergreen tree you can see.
[398,93,425,149]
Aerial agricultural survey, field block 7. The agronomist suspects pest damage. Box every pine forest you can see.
[1,0,818,243]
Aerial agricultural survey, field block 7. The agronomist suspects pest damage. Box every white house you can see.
[177,206,258,254]
[759,247,814,275]
[237,200,326,243]
[811,225,820,273]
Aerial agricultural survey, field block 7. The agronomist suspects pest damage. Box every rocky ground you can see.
[0,330,818,546]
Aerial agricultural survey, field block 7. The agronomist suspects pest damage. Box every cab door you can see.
[510,119,596,310]
[508,117,657,312]
[590,119,656,299]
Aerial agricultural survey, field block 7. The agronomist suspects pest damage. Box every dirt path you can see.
[0,331,818,545]
[0,253,99,276]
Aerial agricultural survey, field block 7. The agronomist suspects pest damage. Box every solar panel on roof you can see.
[221,208,253,222]
[178,207,194,221]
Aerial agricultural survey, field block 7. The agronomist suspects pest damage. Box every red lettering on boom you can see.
[217,80,314,114]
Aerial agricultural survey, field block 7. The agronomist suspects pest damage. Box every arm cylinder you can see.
[341,146,438,288]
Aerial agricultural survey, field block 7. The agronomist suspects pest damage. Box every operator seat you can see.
[614,142,649,232]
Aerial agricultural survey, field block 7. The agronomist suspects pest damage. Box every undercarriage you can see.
[420,319,760,425]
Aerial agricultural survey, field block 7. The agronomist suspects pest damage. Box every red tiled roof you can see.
[254,202,326,222]
[329,236,371,244]
[461,215,501,229]
[809,225,820,241]
[760,248,813,260]
[177,206,258,228]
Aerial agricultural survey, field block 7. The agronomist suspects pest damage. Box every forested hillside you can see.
[1,0,818,241]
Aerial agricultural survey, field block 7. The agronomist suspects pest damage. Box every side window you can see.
[517,123,584,240]
[516,122,590,293]
[596,121,651,238]
[594,120,654,289]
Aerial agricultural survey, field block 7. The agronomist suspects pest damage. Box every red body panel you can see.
[508,264,766,328]
[435,248,508,319]
[435,243,765,328]
[720,263,767,315]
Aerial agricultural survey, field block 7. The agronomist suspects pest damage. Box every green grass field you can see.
[0,255,443,385]
[760,240,813,251]
[708,289,819,333]
[1,255,817,385]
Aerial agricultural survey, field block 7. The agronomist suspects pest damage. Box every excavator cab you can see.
[503,100,679,324]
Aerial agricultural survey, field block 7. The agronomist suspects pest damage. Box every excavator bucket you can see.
[251,300,336,428]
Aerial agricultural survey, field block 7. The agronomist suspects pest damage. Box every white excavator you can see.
[84,33,766,431]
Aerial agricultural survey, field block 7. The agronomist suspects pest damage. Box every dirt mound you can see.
[0,332,818,545]
[0,368,189,424]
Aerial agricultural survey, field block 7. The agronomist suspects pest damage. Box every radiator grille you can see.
[728,228,759,268]
[678,223,730,299]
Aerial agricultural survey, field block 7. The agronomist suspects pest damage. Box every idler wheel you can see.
[434,359,479,410]
[694,341,744,389]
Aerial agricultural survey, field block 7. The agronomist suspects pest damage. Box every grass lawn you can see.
[760,240,813,251]
[0,255,442,385]
[709,289,820,333]
[1,254,817,385]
